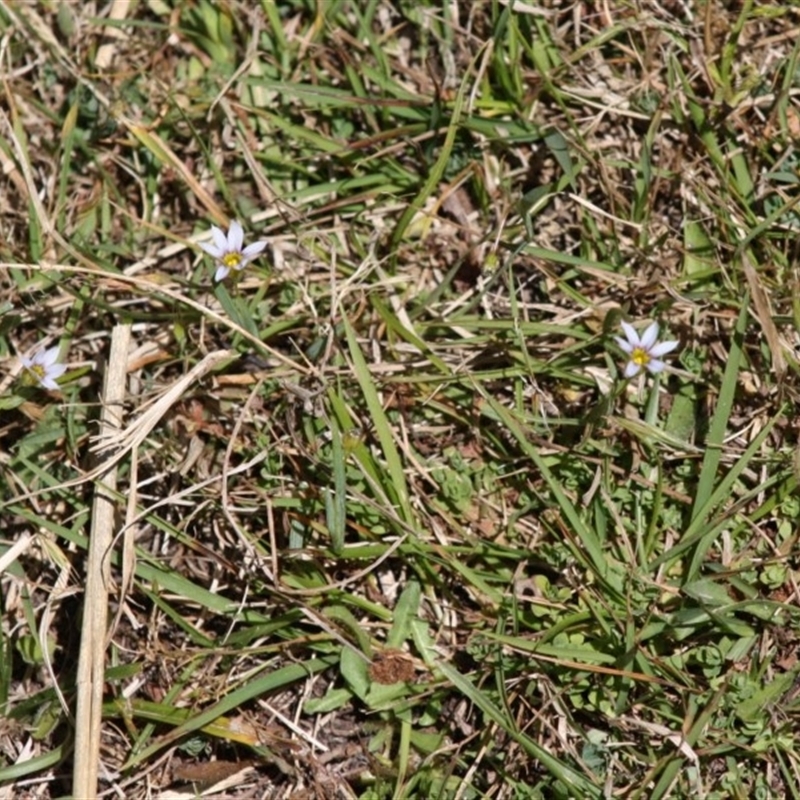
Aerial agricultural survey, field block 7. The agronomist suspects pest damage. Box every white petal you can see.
[40,376,60,390]
[20,355,34,369]
[210,225,229,252]
[620,320,640,346]
[242,241,267,258]
[47,363,67,380]
[227,220,244,251]
[40,346,60,367]
[614,336,634,354]
[199,241,223,258]
[650,340,679,357]
[215,265,230,282]
[624,360,640,378]
[647,359,666,374]
[640,321,660,350]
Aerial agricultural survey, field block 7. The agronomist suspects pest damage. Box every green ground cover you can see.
[1,1,800,798]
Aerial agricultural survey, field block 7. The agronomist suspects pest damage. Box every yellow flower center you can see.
[631,347,650,367]
[222,252,243,269]
[23,364,46,386]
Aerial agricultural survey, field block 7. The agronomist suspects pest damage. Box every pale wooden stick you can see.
[73,325,131,799]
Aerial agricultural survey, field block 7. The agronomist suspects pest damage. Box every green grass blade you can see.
[343,314,414,524]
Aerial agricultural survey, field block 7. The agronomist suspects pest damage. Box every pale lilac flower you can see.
[21,345,67,390]
[615,321,678,378]
[200,220,267,282]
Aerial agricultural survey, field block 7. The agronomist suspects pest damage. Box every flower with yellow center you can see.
[615,321,678,378]
[21,345,67,390]
[200,220,267,282]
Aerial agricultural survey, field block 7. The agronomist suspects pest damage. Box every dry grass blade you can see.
[742,250,786,380]
[91,349,235,458]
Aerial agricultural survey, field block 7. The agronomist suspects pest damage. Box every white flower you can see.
[615,321,678,378]
[21,345,67,390]
[200,220,267,282]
